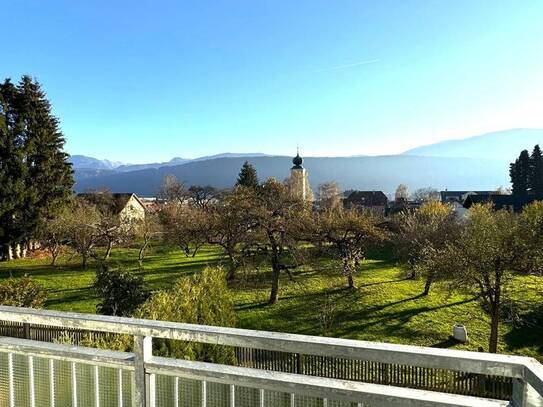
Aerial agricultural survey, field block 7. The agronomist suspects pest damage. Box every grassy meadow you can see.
[0,244,542,360]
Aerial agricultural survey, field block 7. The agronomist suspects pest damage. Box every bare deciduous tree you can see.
[395,201,460,293]
[134,214,163,267]
[423,204,521,353]
[316,181,342,211]
[161,204,209,258]
[205,187,257,280]
[315,208,386,289]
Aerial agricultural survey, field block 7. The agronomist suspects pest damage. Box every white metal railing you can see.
[0,306,541,407]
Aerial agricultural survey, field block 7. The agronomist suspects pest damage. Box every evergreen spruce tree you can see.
[235,161,259,189]
[0,76,73,260]
[529,145,543,195]
[510,150,530,196]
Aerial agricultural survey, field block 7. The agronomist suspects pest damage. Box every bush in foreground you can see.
[135,266,236,363]
[0,276,47,308]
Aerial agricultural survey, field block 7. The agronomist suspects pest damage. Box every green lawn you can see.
[1,244,542,360]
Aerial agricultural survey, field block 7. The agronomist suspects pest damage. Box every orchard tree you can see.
[396,201,459,294]
[36,208,70,266]
[516,201,543,274]
[187,185,221,211]
[158,175,187,203]
[425,204,521,353]
[411,187,440,203]
[316,181,342,211]
[64,201,101,267]
[252,178,310,304]
[161,204,209,257]
[205,187,257,280]
[236,161,259,189]
[134,214,162,267]
[78,191,136,261]
[315,208,386,289]
[395,184,409,201]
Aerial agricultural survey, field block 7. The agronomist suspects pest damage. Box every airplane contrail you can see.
[316,58,380,72]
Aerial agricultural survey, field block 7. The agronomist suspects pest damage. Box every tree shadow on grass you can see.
[45,288,98,307]
[503,304,543,355]
[334,296,478,337]
[358,276,412,288]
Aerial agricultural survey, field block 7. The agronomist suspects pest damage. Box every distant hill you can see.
[72,129,542,195]
[70,155,125,170]
[402,128,543,160]
[72,152,270,172]
[74,155,508,196]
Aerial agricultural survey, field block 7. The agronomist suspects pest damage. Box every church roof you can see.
[291,152,304,169]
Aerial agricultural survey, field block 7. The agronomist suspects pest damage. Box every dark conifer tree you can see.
[0,76,73,259]
[529,145,543,195]
[235,161,259,189]
[510,150,530,196]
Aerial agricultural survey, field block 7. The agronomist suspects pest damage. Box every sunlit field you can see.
[1,244,542,360]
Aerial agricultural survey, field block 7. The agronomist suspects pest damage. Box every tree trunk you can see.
[226,253,239,281]
[269,245,281,305]
[104,241,113,260]
[343,257,357,289]
[138,241,149,268]
[269,263,280,304]
[489,306,499,353]
[82,252,88,268]
[347,273,356,289]
[12,243,20,259]
[51,249,59,266]
[422,271,434,296]
[226,265,237,281]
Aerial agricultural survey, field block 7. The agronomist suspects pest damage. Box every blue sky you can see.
[3,0,543,163]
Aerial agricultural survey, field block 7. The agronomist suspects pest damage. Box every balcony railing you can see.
[0,306,541,406]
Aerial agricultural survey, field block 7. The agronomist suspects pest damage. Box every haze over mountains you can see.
[72,129,543,196]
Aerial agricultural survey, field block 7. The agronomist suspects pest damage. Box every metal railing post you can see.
[133,335,153,407]
[512,378,543,407]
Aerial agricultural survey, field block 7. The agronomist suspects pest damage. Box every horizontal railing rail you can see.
[0,306,541,406]
[146,357,510,407]
[0,336,509,407]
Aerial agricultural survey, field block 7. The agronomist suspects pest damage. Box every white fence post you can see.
[133,335,153,407]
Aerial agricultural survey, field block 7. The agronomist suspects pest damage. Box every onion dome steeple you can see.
[291,148,304,170]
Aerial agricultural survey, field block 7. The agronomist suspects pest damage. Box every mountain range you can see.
[72,128,543,196]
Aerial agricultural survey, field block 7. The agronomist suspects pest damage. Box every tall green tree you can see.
[529,145,543,195]
[235,161,259,189]
[0,76,73,259]
[510,150,530,196]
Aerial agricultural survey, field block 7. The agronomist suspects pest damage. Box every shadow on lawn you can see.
[503,304,543,355]
[45,288,97,307]
[335,296,478,337]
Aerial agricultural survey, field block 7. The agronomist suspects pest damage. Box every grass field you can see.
[1,244,542,360]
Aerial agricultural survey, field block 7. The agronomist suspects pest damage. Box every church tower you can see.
[288,149,313,201]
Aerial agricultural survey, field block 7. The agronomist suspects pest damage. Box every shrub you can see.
[94,264,148,316]
[0,276,47,308]
[135,266,236,363]
[55,331,132,352]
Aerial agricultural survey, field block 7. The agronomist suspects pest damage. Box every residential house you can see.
[77,192,146,223]
[343,191,388,213]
